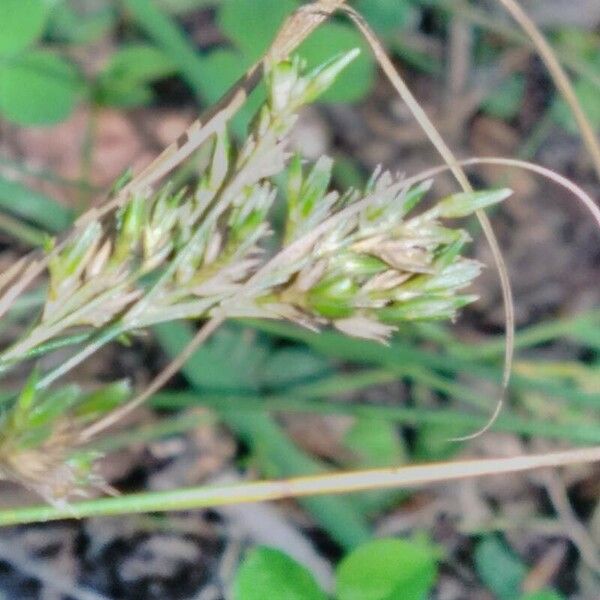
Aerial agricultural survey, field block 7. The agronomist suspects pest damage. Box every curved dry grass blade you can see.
[372,157,598,227]
[461,157,600,226]
[343,5,514,439]
[495,0,600,180]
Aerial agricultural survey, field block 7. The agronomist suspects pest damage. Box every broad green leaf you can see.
[197,48,245,103]
[297,48,362,106]
[157,0,218,14]
[355,0,416,35]
[48,2,116,44]
[553,77,600,133]
[156,324,269,391]
[520,591,564,600]
[97,84,152,109]
[97,44,178,107]
[123,0,210,103]
[186,48,266,135]
[0,51,82,125]
[343,417,407,513]
[475,537,527,600]
[0,0,49,56]
[345,417,405,468]
[233,547,326,600]
[336,537,438,600]
[218,0,298,62]
[482,74,525,120]
[102,44,177,84]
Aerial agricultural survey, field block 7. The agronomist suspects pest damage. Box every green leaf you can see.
[0,176,74,232]
[76,380,131,421]
[233,547,326,600]
[343,417,407,513]
[48,1,116,44]
[345,417,405,469]
[199,48,267,136]
[336,537,438,600]
[553,77,600,133]
[198,48,246,103]
[520,591,565,600]
[0,0,49,56]
[355,0,416,35]
[261,348,331,389]
[155,321,371,549]
[157,0,219,14]
[218,0,298,62]
[0,51,82,125]
[97,44,178,108]
[98,84,152,109]
[27,385,80,428]
[482,74,525,120]
[158,324,269,392]
[413,419,466,462]
[103,44,178,84]
[13,368,40,430]
[122,0,210,103]
[475,537,527,600]
[301,48,363,105]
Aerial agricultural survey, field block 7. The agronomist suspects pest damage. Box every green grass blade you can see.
[153,321,371,549]
[247,321,599,410]
[150,391,600,445]
[0,176,74,233]
[0,211,48,247]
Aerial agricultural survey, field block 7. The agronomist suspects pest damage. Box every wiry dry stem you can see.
[495,0,600,180]
[342,6,514,439]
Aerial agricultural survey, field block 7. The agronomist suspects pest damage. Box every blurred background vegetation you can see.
[0,0,599,598]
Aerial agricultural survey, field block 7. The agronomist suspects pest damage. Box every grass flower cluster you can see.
[0,50,509,502]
